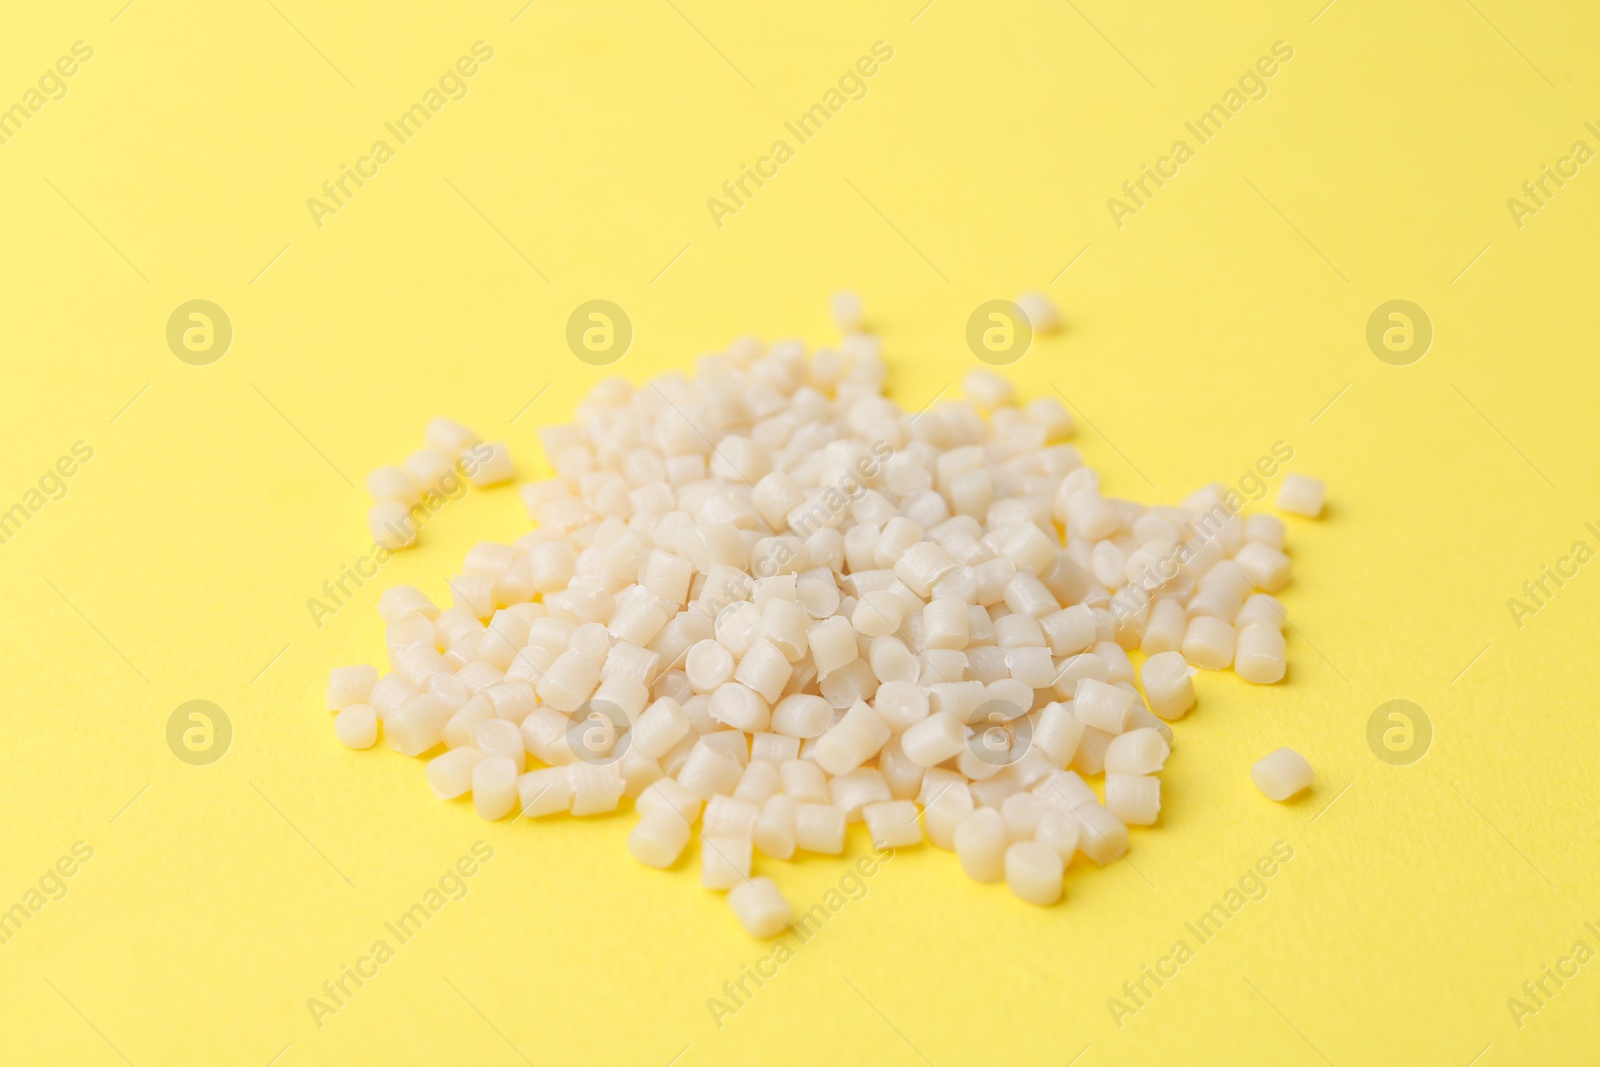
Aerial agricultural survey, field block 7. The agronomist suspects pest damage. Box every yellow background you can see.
[3,0,1598,1063]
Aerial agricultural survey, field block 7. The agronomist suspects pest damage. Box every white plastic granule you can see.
[728,876,793,937]
[1005,840,1065,905]
[321,297,1330,935]
[1251,747,1314,801]
[1015,291,1062,334]
[333,704,378,749]
[829,290,864,333]
[1276,473,1326,518]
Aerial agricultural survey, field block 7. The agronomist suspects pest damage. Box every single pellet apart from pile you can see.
[323,307,1325,936]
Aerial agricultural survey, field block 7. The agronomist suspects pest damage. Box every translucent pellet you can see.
[954,808,1007,883]
[387,694,452,757]
[1181,615,1236,670]
[678,741,744,800]
[728,876,793,937]
[369,502,417,550]
[1139,651,1195,721]
[828,767,892,821]
[366,466,420,505]
[1231,625,1285,685]
[795,803,847,854]
[814,701,890,775]
[1072,678,1134,733]
[569,763,625,815]
[1075,804,1129,866]
[472,757,519,820]
[922,778,975,850]
[964,368,1014,409]
[1104,774,1161,825]
[1104,728,1170,776]
[704,794,760,838]
[852,590,907,638]
[1015,291,1062,333]
[326,665,378,711]
[701,836,753,890]
[426,747,484,800]
[517,767,571,817]
[425,417,481,457]
[1034,807,1080,862]
[334,704,379,749]
[466,442,514,488]
[862,799,923,847]
[636,776,701,823]
[829,290,863,332]
[1005,840,1065,905]
[1235,544,1290,595]
[1252,747,1313,801]
[1000,792,1049,839]
[754,794,798,859]
[1236,592,1287,630]
[1277,474,1325,518]
[629,808,692,868]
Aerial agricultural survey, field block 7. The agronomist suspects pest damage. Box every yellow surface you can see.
[3,1,1598,1063]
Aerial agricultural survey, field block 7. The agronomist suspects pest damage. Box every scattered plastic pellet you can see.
[1252,747,1314,801]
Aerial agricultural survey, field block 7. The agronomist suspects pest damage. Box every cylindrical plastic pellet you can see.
[1072,678,1134,733]
[1235,624,1287,684]
[472,756,519,820]
[1104,728,1170,776]
[900,712,968,768]
[1181,615,1235,670]
[1252,747,1313,801]
[862,800,923,848]
[1104,774,1161,825]
[770,758,824,805]
[629,808,692,868]
[1075,804,1129,866]
[852,591,907,639]
[327,665,379,711]
[517,767,572,817]
[1000,792,1049,840]
[794,803,847,854]
[1140,651,1195,721]
[334,704,379,749]
[954,809,1008,883]
[922,778,975,850]
[1034,807,1081,862]
[1005,840,1065,905]
[1277,474,1325,518]
[728,876,793,937]
[755,794,798,859]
